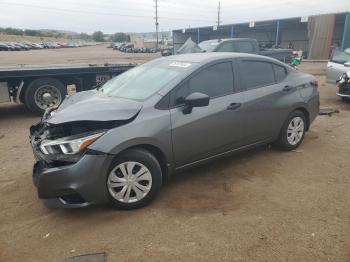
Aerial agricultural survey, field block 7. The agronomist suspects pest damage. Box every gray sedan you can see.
[30,53,320,209]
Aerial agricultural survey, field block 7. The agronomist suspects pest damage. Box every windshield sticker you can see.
[210,42,219,46]
[169,62,192,68]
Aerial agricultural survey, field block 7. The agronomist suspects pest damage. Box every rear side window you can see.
[216,42,235,52]
[274,64,287,82]
[172,62,234,106]
[239,61,275,89]
[235,41,254,53]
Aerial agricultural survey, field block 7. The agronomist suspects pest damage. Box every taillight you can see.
[310,80,318,88]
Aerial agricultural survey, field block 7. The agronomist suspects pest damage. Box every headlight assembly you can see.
[40,131,105,156]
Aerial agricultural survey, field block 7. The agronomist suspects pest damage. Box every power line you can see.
[18,0,214,18]
[159,0,216,9]
[0,2,214,23]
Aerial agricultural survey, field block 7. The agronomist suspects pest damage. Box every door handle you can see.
[283,85,293,91]
[227,103,241,110]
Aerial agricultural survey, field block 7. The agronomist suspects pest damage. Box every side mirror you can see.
[344,62,350,67]
[183,92,210,114]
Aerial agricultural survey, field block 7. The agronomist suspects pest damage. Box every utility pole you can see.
[217,1,221,27]
[154,0,159,49]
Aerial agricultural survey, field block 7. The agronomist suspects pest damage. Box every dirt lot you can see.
[0,47,349,262]
[0,44,160,65]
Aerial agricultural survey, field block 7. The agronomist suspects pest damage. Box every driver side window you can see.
[171,62,234,107]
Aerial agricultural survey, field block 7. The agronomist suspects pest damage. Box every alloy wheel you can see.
[287,116,305,145]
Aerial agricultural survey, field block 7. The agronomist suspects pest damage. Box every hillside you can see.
[0,34,71,43]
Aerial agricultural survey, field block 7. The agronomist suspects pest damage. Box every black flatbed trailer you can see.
[0,63,135,114]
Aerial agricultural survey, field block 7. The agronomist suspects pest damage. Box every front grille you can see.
[339,84,350,95]
[339,83,350,95]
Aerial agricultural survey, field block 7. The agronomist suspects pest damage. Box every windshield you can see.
[198,40,219,52]
[101,64,180,100]
[331,48,350,64]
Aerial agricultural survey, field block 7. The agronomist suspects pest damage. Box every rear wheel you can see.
[24,78,66,115]
[276,110,306,150]
[107,149,162,209]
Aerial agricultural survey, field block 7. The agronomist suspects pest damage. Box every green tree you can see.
[79,33,91,41]
[112,32,130,42]
[24,29,41,36]
[92,31,104,42]
[4,27,23,35]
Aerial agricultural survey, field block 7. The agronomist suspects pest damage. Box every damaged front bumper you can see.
[32,153,114,208]
[337,83,350,98]
[30,121,114,208]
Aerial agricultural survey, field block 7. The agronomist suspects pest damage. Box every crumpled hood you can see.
[46,90,142,124]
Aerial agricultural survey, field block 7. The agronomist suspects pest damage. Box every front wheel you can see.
[107,149,162,209]
[276,110,306,150]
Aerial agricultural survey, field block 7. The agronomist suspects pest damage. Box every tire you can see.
[106,148,162,209]
[24,78,66,115]
[276,110,306,151]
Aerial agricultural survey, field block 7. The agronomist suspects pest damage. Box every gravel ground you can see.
[0,47,349,261]
[0,44,159,66]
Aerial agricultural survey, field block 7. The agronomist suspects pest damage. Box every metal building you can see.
[172,12,350,60]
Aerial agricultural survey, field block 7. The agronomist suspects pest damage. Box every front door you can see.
[169,61,244,168]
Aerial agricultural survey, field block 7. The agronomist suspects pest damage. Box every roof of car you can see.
[164,52,271,64]
[200,38,254,43]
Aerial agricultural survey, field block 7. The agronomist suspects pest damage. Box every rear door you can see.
[237,59,290,143]
[170,61,245,168]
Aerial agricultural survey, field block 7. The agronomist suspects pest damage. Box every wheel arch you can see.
[293,106,310,131]
[110,143,172,184]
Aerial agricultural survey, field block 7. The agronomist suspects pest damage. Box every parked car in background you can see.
[6,42,22,51]
[112,42,158,54]
[326,48,350,84]
[161,48,173,56]
[197,38,293,63]
[30,53,319,209]
[0,42,10,51]
[15,42,30,50]
[335,70,350,102]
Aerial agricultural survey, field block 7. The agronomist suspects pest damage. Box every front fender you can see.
[88,108,172,165]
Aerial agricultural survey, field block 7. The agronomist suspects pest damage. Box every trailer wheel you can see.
[24,78,66,114]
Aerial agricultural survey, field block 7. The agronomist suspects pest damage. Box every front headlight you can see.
[40,131,104,155]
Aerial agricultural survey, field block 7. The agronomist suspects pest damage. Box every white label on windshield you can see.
[169,62,192,68]
[210,42,219,46]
